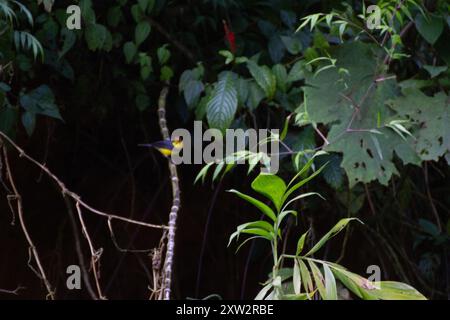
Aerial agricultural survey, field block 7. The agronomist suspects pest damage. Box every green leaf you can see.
[323,264,338,300]
[296,230,308,255]
[206,72,238,132]
[282,293,310,300]
[330,264,369,299]
[130,4,144,23]
[135,21,151,46]
[19,85,62,121]
[219,50,234,64]
[304,218,361,257]
[157,44,171,65]
[318,153,344,189]
[236,78,249,106]
[280,10,297,29]
[123,42,137,63]
[304,43,418,187]
[288,60,306,83]
[255,283,273,300]
[228,220,275,246]
[272,64,288,93]
[85,24,107,51]
[268,35,285,63]
[293,259,302,295]
[251,174,287,213]
[59,28,76,58]
[423,65,447,78]
[194,162,214,184]
[281,35,303,55]
[138,0,150,11]
[387,88,450,163]
[21,111,36,136]
[247,61,277,100]
[308,260,326,299]
[280,115,291,141]
[184,80,204,108]
[369,281,427,300]
[415,13,444,45]
[160,66,173,81]
[283,163,326,203]
[227,189,277,222]
[245,81,265,110]
[298,259,313,294]
[419,219,440,237]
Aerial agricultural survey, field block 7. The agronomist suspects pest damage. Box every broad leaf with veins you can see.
[303,43,418,187]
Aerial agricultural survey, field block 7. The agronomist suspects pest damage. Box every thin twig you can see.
[63,195,99,300]
[0,286,26,296]
[75,202,106,299]
[1,145,55,300]
[0,130,168,231]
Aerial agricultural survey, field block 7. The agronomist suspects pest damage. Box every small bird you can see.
[139,137,183,157]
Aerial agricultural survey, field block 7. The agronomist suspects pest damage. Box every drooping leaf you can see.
[304,218,361,256]
[206,72,238,131]
[323,264,338,300]
[298,259,313,297]
[247,61,277,100]
[308,260,326,299]
[227,189,276,222]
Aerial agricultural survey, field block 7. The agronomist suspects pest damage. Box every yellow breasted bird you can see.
[139,137,183,157]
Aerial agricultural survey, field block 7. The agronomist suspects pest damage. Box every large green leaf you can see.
[247,61,276,100]
[251,174,287,212]
[206,72,238,132]
[415,13,444,45]
[303,42,419,187]
[387,88,450,164]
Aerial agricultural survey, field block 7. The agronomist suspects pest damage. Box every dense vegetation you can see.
[0,0,448,299]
